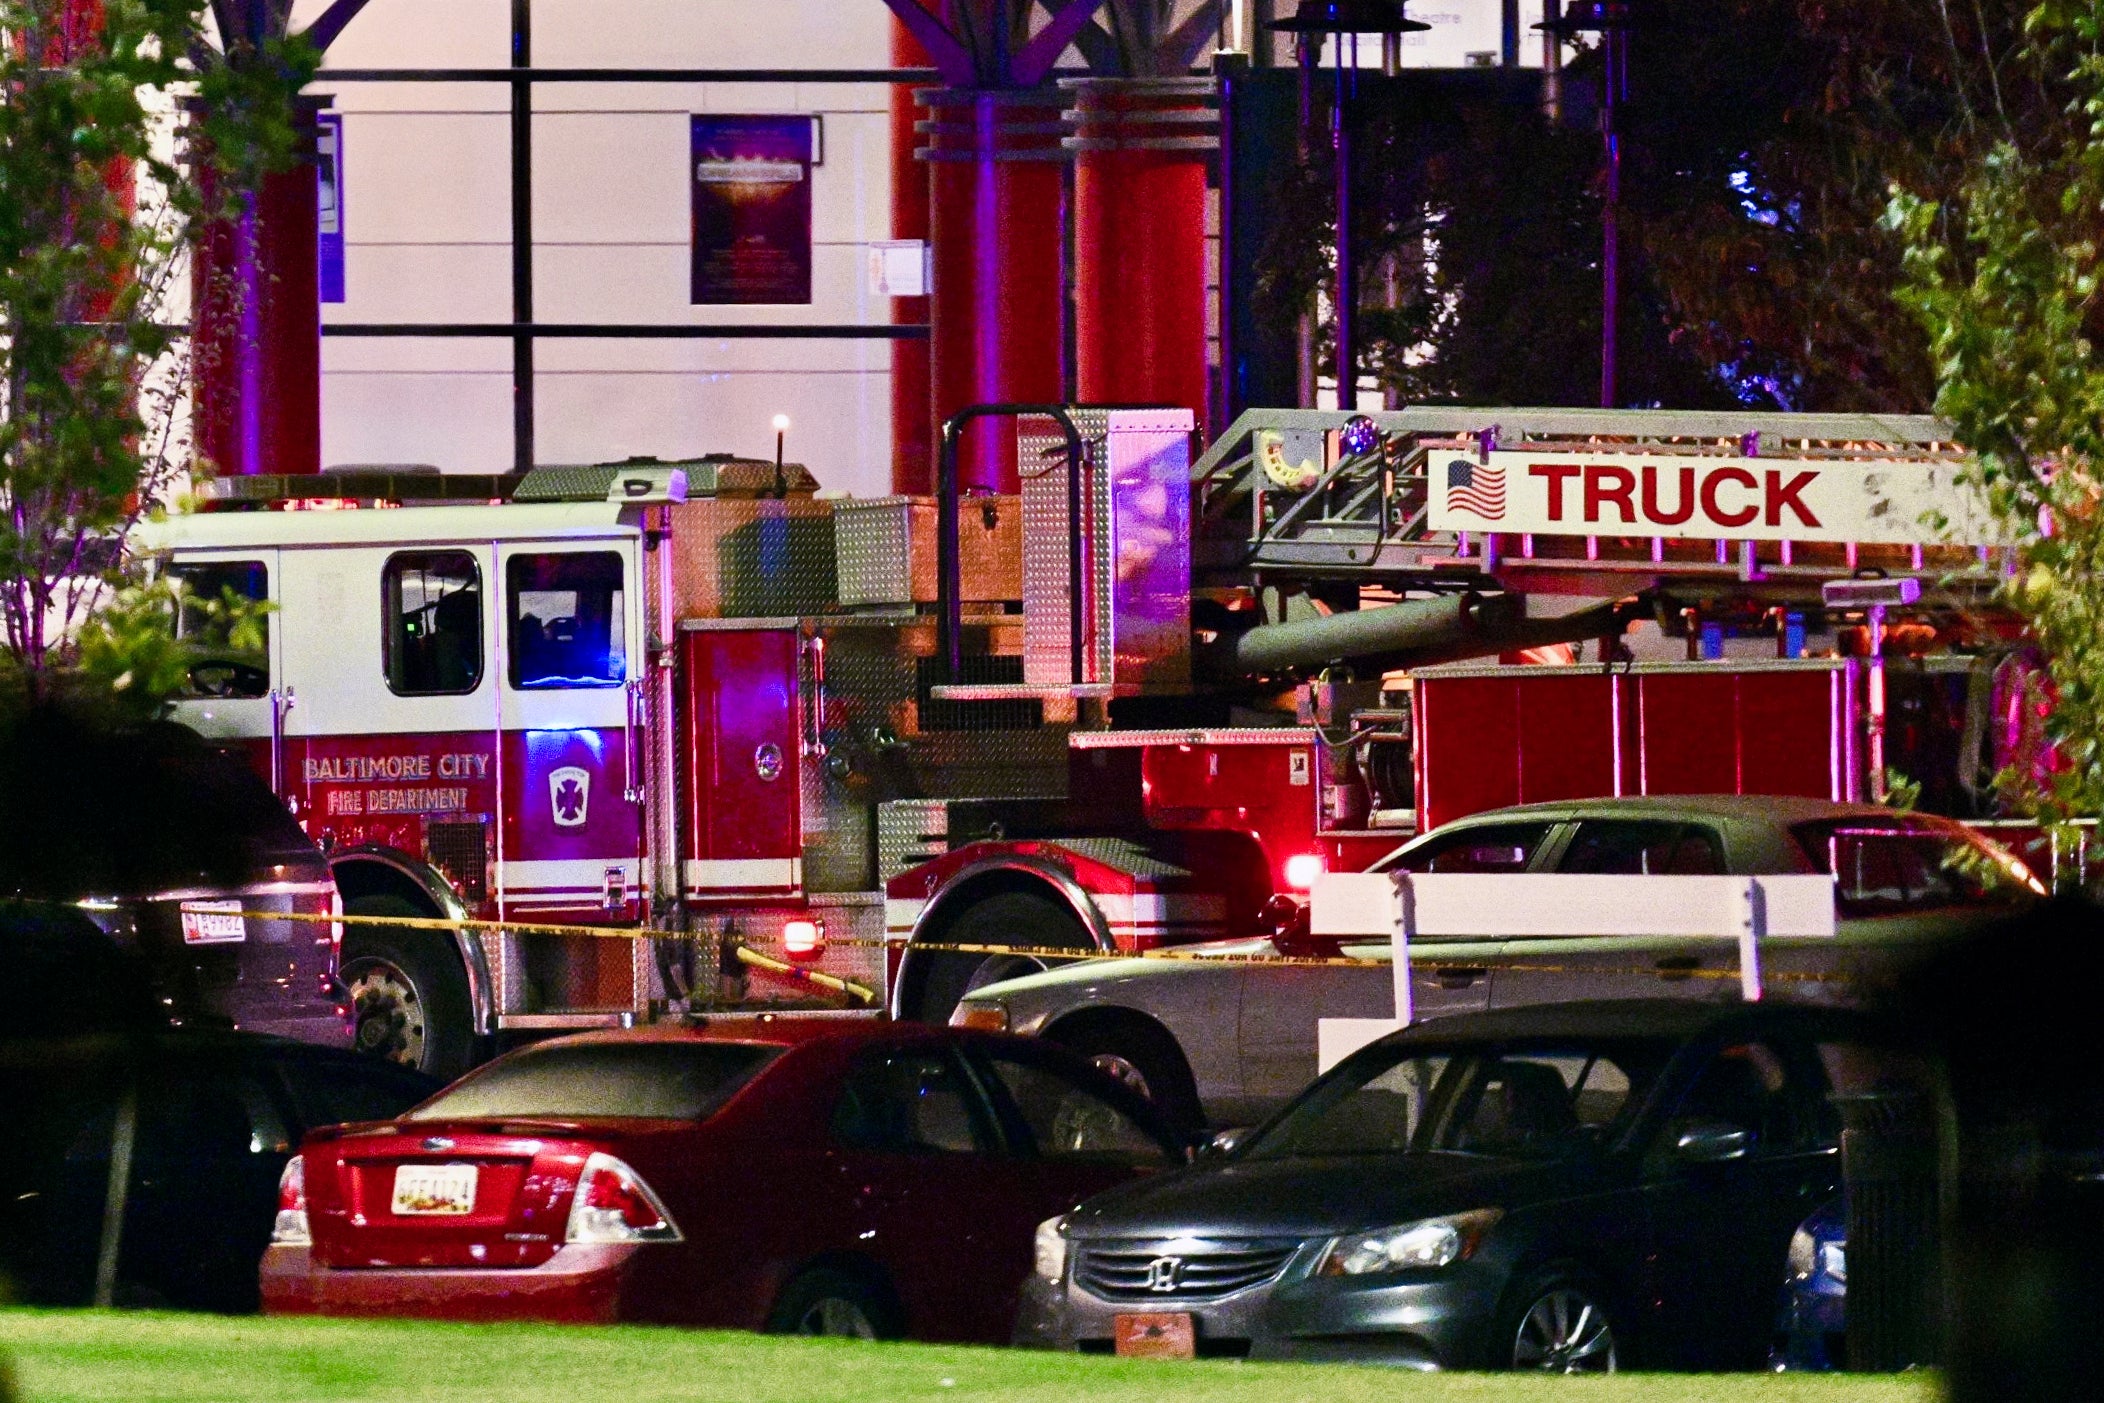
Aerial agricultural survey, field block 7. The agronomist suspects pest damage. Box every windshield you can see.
[1244,1041,1668,1161]
[408,1041,779,1121]
[1792,818,2042,917]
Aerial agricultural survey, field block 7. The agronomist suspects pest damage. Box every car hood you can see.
[961,937,1279,1003]
[1065,1150,1610,1241]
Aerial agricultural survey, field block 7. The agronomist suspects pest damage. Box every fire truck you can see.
[140,404,2004,1078]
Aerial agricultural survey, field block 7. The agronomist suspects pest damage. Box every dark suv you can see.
[0,711,348,1047]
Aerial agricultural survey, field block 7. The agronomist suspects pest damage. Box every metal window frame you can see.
[317,7,944,473]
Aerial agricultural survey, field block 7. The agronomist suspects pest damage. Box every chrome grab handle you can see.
[623,676,646,804]
[804,634,828,759]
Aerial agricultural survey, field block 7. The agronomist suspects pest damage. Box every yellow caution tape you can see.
[196,904,1845,985]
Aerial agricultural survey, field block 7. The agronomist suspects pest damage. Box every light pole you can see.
[1538,0,1635,409]
[1265,1,1426,412]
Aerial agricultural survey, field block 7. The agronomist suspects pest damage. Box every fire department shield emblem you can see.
[549,766,590,829]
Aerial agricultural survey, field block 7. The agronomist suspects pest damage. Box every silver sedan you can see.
[952,795,2035,1129]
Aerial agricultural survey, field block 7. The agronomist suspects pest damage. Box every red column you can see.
[192,97,324,477]
[1065,78,1216,422]
[889,21,935,495]
[918,87,1067,496]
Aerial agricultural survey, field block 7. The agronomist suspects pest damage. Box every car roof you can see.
[1376,997,1866,1050]
[522,1015,996,1054]
[1443,794,1918,827]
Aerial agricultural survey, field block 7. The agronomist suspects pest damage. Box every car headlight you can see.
[1788,1225,1817,1278]
[1318,1208,1501,1276]
[1788,1227,1847,1283]
[951,1002,1009,1033]
[1034,1214,1069,1283]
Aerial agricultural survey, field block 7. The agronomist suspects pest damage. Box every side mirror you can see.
[1195,1126,1253,1161]
[1671,1118,1754,1165]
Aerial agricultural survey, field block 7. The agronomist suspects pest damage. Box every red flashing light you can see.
[1284,853,1327,890]
[782,918,825,961]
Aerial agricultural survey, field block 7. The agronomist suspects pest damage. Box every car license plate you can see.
[391,1163,478,1216]
[1114,1312,1195,1359]
[179,900,247,945]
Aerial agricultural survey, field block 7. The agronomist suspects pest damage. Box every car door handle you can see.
[1433,967,1486,988]
[1654,956,1701,981]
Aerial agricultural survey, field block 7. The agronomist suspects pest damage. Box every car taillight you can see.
[782,918,825,961]
[1284,853,1326,890]
[565,1153,682,1244]
[272,1154,310,1246]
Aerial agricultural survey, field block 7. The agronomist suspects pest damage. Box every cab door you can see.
[678,621,804,902]
[494,540,648,923]
[1489,818,1736,1014]
[162,550,285,784]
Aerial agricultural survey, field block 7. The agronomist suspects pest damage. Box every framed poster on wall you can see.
[690,115,813,305]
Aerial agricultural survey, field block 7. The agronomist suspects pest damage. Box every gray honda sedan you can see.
[1016,1000,1879,1371]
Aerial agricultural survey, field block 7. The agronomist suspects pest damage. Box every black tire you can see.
[904,889,1093,1025]
[340,896,475,1081]
[1492,1266,1625,1373]
[1049,1016,1205,1135]
[765,1267,903,1340]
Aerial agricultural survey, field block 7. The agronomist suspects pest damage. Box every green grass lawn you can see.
[0,1310,1935,1403]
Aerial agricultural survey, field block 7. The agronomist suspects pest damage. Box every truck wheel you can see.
[1049,1018,1205,1134]
[341,897,474,1081]
[908,889,1092,1026]
[766,1267,902,1340]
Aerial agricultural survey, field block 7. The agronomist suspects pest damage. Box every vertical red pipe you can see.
[1065,77,1216,423]
[919,87,1067,496]
[193,97,324,477]
[889,21,934,494]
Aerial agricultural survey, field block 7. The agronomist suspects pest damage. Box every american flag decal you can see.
[1445,459,1506,520]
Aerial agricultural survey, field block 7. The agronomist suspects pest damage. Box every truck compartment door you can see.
[680,622,803,901]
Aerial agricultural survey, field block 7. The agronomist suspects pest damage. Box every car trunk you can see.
[309,1121,649,1269]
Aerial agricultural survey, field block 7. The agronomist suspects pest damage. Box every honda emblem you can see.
[1143,1256,1184,1293]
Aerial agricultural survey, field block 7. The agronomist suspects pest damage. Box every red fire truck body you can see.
[139,406,2002,1076]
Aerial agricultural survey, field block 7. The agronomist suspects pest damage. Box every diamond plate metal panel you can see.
[878,799,951,883]
[835,497,916,606]
[1019,409,1192,690]
[836,495,1023,608]
[671,498,836,618]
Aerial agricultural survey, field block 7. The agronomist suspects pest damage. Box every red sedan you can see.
[261,1018,1186,1339]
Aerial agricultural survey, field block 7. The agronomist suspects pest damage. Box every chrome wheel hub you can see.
[1513,1289,1617,1373]
[345,961,426,1068]
[798,1297,876,1339]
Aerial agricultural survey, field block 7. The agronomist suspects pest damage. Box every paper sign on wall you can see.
[317,111,345,303]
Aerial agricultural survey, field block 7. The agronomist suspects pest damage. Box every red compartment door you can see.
[681,625,802,901]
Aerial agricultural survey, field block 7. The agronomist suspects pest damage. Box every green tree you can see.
[0,0,311,700]
[1888,0,2104,818]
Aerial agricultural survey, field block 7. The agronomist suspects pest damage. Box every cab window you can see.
[1382,821,1554,874]
[973,1052,1175,1166]
[1793,819,2038,916]
[1559,820,1724,875]
[831,1049,996,1156]
[166,560,269,699]
[1663,1041,1829,1157]
[384,551,483,696]
[507,552,626,690]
